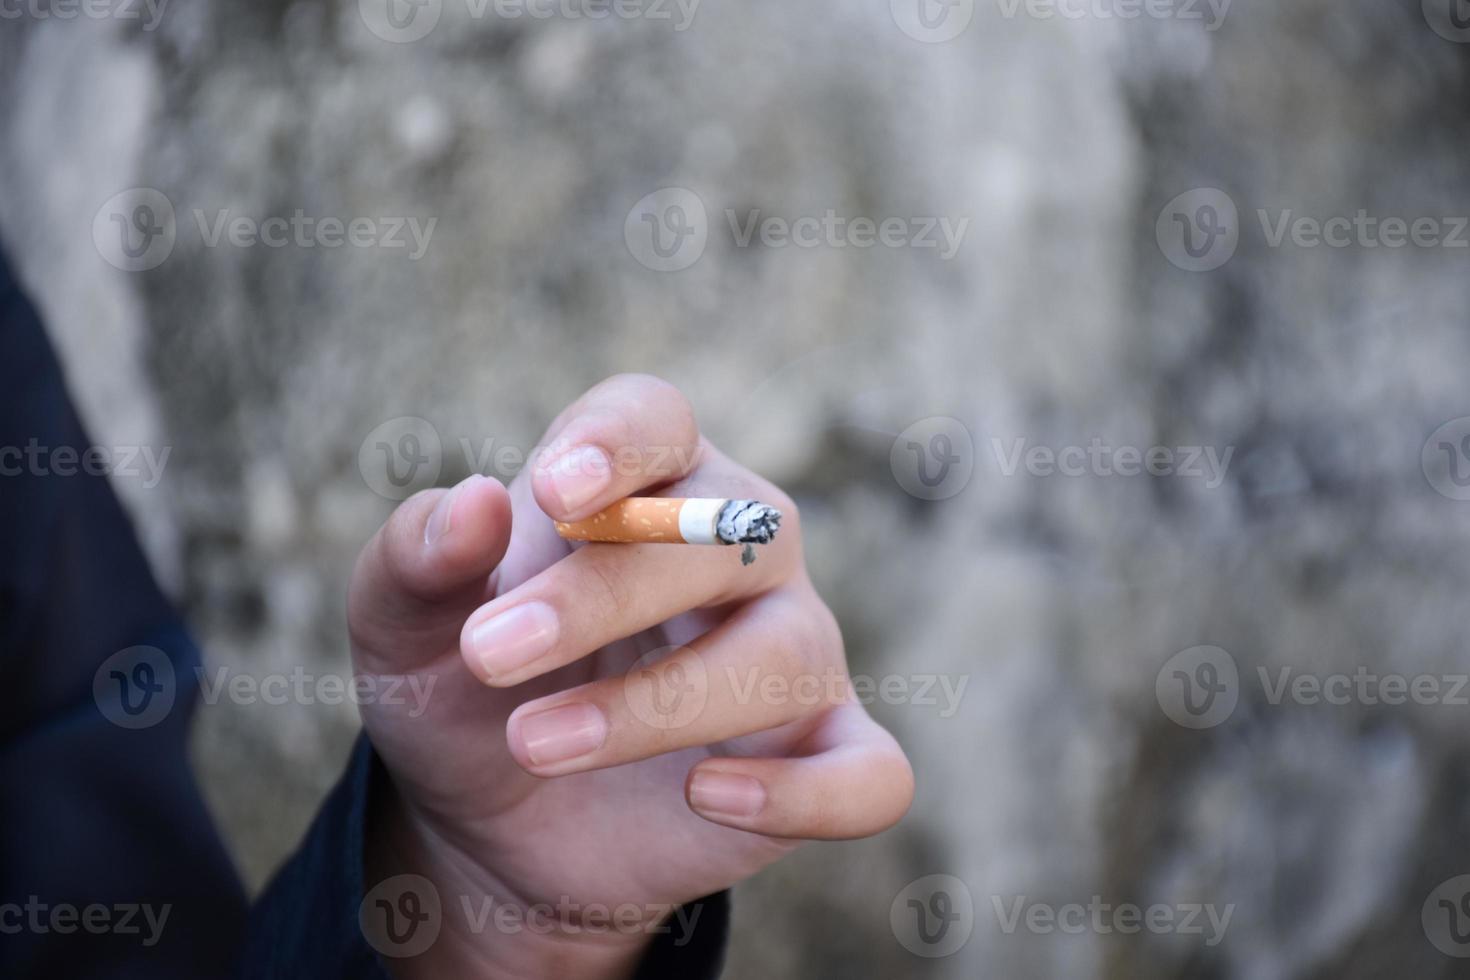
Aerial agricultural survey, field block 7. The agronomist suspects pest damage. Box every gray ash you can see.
[716,500,783,546]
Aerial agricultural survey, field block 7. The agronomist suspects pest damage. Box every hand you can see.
[348,375,914,978]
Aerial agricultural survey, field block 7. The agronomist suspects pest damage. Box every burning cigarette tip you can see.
[715,499,782,546]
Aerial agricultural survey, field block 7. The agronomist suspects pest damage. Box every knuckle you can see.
[615,372,684,405]
[621,373,697,438]
[577,555,637,624]
[774,601,838,677]
[580,410,638,459]
[874,751,917,827]
[812,600,844,663]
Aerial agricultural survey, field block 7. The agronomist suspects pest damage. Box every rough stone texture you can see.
[3,1,1470,976]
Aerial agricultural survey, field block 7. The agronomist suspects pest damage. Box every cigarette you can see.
[554,498,783,547]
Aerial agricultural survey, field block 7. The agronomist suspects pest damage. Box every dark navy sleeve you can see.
[0,252,248,977]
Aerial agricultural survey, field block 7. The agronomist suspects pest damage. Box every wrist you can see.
[364,775,654,980]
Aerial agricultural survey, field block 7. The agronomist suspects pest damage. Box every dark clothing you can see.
[0,251,727,978]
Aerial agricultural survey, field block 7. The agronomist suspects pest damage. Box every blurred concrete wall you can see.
[4,0,1470,976]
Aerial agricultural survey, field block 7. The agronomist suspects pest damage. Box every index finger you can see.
[531,373,702,522]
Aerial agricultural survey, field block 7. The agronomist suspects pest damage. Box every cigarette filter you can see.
[554,498,782,547]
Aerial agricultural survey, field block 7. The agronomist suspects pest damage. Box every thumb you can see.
[349,474,513,672]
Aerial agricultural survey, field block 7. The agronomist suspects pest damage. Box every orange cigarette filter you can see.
[554,497,782,547]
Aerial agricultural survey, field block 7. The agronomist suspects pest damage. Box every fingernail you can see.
[689,771,766,818]
[516,703,608,767]
[547,446,612,514]
[424,480,469,546]
[471,602,559,679]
